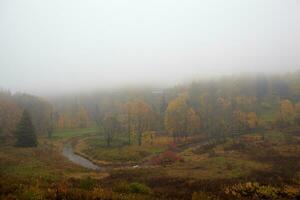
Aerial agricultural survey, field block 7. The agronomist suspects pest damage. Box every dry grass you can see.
[76,134,171,164]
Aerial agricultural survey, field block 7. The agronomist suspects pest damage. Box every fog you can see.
[0,0,300,95]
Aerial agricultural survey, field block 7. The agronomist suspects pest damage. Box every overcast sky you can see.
[0,0,300,95]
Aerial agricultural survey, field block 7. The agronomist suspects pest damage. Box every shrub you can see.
[128,182,151,194]
[91,187,114,200]
[282,186,300,199]
[224,182,300,199]
[78,176,96,190]
[151,150,183,166]
[19,186,44,200]
[168,142,177,151]
[113,181,131,193]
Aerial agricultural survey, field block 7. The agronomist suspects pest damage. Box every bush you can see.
[113,181,131,193]
[91,187,115,199]
[168,142,177,151]
[151,150,183,166]
[224,182,300,199]
[19,186,44,200]
[128,182,151,194]
[78,176,96,190]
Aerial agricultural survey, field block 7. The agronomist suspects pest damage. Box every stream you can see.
[62,142,100,170]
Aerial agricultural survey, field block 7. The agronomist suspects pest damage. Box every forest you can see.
[1,72,300,199]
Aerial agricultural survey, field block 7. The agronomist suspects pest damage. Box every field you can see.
[1,128,300,199]
[74,133,172,165]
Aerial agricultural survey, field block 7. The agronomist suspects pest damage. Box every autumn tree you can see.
[131,100,153,146]
[295,103,300,125]
[0,93,22,140]
[198,91,218,137]
[246,112,259,130]
[232,110,247,133]
[216,97,232,139]
[276,100,295,127]
[123,102,134,144]
[165,95,189,141]
[15,110,37,147]
[102,113,120,147]
[232,110,260,133]
[186,108,201,136]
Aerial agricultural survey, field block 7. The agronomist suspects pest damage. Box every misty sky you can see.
[0,0,300,95]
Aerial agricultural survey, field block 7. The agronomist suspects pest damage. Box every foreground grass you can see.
[0,143,157,199]
[2,129,300,199]
[0,143,85,181]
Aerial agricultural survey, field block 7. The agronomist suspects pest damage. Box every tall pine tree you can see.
[15,110,37,147]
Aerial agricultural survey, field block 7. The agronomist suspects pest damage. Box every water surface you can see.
[63,142,100,170]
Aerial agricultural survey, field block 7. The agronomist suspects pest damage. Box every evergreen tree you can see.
[15,110,37,147]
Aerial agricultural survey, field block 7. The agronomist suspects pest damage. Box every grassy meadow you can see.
[2,127,300,199]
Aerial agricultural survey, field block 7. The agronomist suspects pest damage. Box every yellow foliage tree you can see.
[277,99,295,127]
[130,100,153,146]
[233,110,247,132]
[165,95,201,139]
[247,112,259,129]
[164,95,189,141]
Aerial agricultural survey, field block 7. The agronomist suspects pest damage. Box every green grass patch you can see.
[83,135,166,162]
[52,127,99,140]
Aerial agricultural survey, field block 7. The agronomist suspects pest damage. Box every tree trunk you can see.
[138,132,142,146]
[128,122,131,145]
[107,131,111,147]
[173,132,176,143]
[107,137,110,147]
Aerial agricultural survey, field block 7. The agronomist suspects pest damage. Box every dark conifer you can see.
[15,110,37,147]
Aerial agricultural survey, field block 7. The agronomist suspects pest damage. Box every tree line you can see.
[49,72,300,146]
[1,72,300,147]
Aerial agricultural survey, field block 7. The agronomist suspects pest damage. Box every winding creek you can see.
[62,142,100,170]
[62,137,215,171]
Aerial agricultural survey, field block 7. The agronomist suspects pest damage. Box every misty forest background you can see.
[1,72,300,145]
